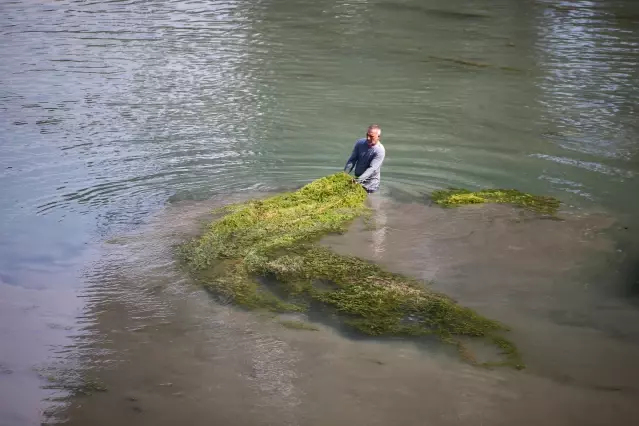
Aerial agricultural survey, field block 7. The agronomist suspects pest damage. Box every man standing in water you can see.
[344,124,387,258]
[344,124,386,193]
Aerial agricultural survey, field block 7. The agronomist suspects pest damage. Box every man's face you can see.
[366,129,381,146]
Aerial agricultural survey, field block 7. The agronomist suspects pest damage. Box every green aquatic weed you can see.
[179,172,524,368]
[431,188,560,215]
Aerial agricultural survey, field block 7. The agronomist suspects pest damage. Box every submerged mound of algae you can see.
[179,173,523,369]
[431,188,560,215]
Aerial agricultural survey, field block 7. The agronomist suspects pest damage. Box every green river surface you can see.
[1,0,639,425]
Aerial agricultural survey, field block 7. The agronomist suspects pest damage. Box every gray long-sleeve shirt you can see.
[344,138,386,192]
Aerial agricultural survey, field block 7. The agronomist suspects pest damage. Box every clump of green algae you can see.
[431,188,561,215]
[179,172,525,369]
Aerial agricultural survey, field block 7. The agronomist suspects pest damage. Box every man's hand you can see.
[343,171,360,185]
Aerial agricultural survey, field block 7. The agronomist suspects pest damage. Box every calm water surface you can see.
[1,0,639,425]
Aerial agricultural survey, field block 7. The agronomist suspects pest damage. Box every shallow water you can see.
[1,0,639,424]
[52,196,639,426]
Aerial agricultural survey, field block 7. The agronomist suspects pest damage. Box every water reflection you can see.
[530,0,639,219]
[367,194,388,260]
[534,1,638,174]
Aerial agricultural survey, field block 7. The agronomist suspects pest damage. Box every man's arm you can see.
[344,142,359,174]
[356,148,385,183]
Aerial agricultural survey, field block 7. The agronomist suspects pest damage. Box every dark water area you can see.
[1,0,639,425]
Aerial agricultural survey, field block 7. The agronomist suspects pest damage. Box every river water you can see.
[1,0,638,425]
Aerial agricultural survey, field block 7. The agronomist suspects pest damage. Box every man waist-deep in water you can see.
[344,124,386,193]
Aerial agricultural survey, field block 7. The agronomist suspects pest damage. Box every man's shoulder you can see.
[355,138,367,145]
[376,143,385,153]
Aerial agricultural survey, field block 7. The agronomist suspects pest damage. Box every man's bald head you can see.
[366,124,381,145]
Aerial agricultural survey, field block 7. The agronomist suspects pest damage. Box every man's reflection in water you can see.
[367,193,387,260]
